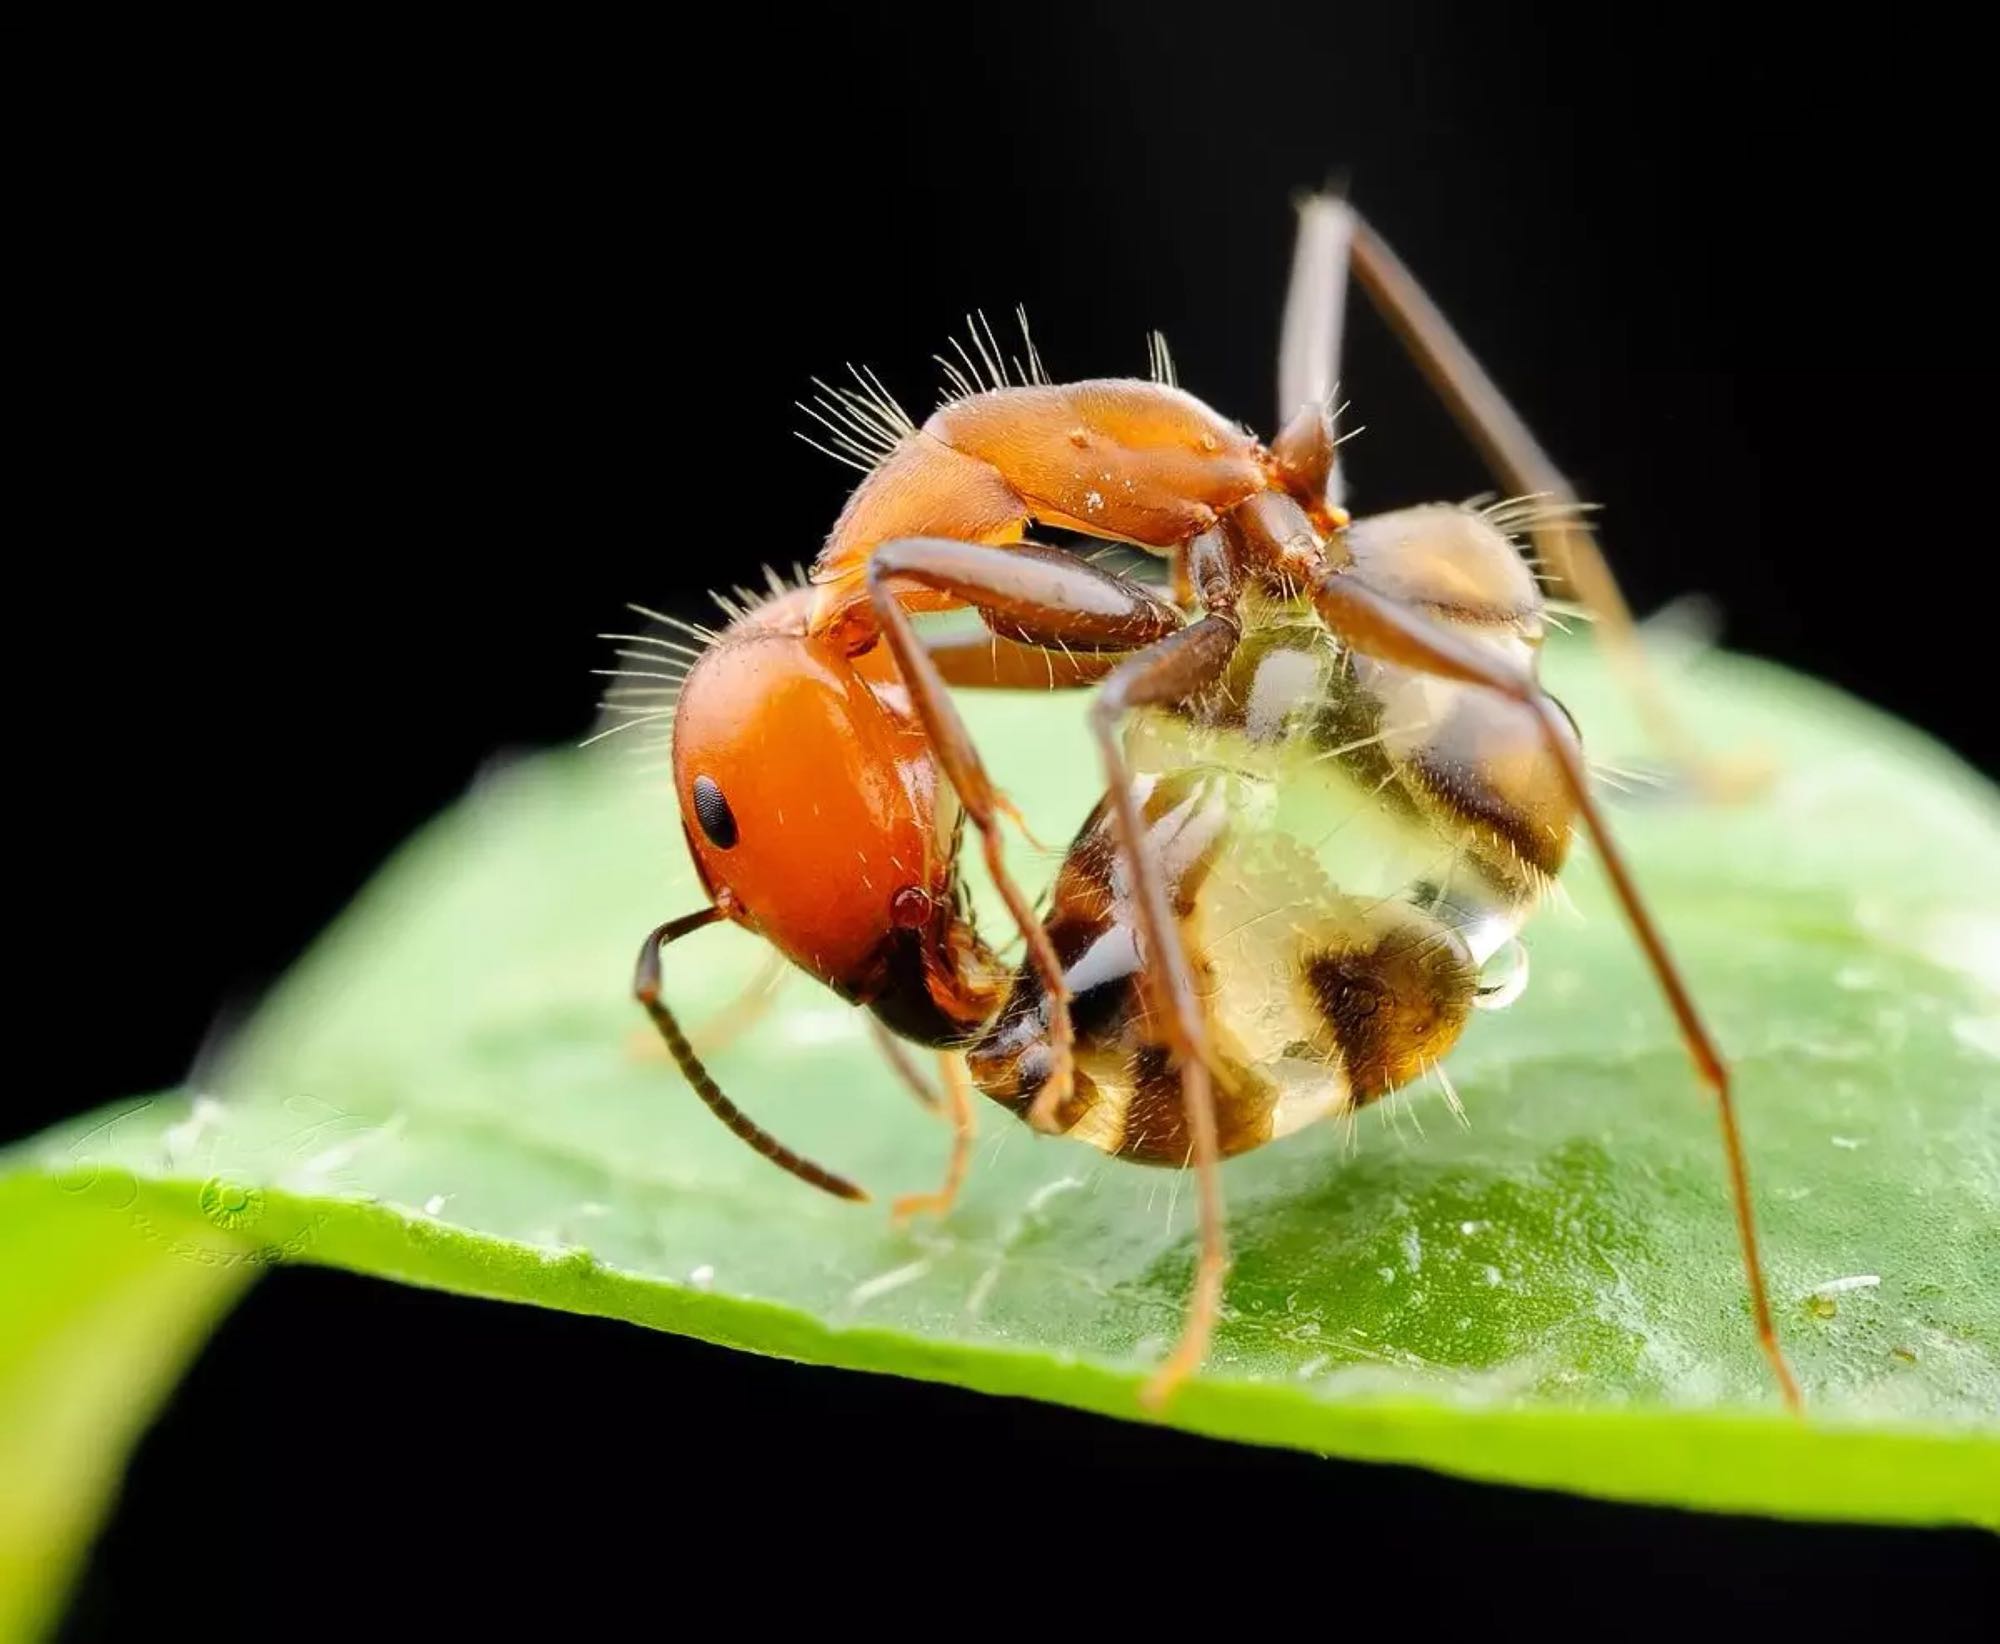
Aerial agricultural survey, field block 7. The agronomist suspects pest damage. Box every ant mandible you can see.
[611,193,1801,1412]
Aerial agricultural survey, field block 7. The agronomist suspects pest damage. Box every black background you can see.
[22,3,1996,1629]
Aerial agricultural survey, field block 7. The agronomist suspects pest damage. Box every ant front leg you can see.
[865,1014,943,1111]
[1084,615,1247,1408]
[865,538,1185,1132]
[866,539,1249,1403]
[1312,571,1804,1413]
[860,1021,980,1221]
[890,1054,976,1225]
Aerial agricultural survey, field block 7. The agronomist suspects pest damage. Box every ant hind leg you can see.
[1311,571,1802,1412]
[1272,192,1357,525]
[1328,199,1767,799]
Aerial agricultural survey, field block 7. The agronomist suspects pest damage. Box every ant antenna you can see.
[634,910,869,1202]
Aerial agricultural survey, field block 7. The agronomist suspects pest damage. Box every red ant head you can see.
[670,594,947,998]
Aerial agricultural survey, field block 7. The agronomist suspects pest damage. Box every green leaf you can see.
[6,640,1998,1544]
[0,1176,247,1642]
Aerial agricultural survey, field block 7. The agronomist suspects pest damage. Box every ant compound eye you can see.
[691,775,739,849]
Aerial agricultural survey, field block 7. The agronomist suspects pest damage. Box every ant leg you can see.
[1312,572,1803,1413]
[1083,616,1247,1408]
[869,542,1246,1396]
[1335,202,1762,798]
[866,1014,942,1111]
[866,539,1185,1134]
[847,1006,977,1219]
[892,1055,977,1224]
[923,629,1123,691]
[1270,193,1356,524]
[1277,192,1355,494]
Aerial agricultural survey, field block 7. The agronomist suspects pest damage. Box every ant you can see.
[606,193,1802,1412]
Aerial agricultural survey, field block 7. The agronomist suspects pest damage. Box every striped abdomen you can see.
[964,769,1482,1164]
[965,506,1579,1162]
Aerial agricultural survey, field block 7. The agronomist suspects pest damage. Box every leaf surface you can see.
[8,641,1998,1535]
